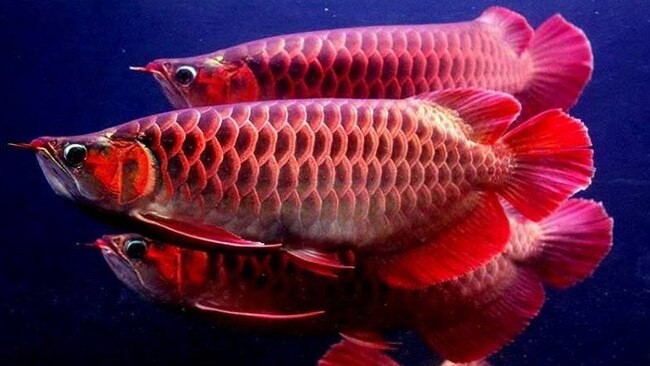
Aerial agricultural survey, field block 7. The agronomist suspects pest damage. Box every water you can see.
[1,1,648,365]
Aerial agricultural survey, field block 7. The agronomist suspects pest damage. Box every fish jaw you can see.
[140,59,192,109]
[24,137,83,201]
[9,138,72,199]
[36,151,76,200]
[101,243,150,296]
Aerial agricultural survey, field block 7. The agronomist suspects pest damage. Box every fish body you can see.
[98,199,612,363]
[141,7,592,120]
[25,89,593,287]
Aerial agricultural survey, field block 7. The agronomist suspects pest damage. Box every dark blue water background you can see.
[1,1,648,365]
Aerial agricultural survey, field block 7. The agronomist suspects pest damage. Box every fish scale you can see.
[115,98,490,251]
[224,24,527,100]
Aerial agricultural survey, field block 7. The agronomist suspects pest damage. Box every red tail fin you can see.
[516,14,594,120]
[419,268,544,363]
[533,199,613,288]
[499,109,593,221]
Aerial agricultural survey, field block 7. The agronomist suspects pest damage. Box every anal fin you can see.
[340,331,399,351]
[420,268,545,363]
[370,192,509,289]
[318,339,400,366]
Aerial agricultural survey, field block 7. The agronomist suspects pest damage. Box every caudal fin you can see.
[533,199,613,288]
[516,14,594,120]
[499,109,593,221]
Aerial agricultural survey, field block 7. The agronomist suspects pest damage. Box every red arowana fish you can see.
[95,199,613,364]
[134,7,593,120]
[18,89,593,288]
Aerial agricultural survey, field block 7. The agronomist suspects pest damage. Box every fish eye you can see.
[175,66,197,86]
[124,239,148,259]
[62,143,87,167]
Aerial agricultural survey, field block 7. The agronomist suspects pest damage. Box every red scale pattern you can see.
[115,99,503,251]
[222,22,529,102]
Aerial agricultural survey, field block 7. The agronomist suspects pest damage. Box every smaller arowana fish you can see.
[133,7,592,120]
[16,89,593,289]
[95,199,612,364]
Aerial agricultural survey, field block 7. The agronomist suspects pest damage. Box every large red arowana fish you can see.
[134,7,592,121]
[18,89,593,288]
[95,199,612,364]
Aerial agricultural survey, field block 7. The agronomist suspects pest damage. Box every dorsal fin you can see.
[477,6,534,55]
[413,89,521,144]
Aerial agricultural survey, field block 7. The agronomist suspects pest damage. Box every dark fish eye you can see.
[62,143,87,167]
[175,66,197,86]
[124,239,148,259]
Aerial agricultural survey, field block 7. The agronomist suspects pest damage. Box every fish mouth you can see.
[133,60,191,108]
[8,142,42,151]
[11,138,80,199]
[96,235,150,294]
[36,148,79,200]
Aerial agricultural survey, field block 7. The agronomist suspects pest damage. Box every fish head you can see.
[96,234,182,302]
[134,54,260,108]
[17,132,157,211]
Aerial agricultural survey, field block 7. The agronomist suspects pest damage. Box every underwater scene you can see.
[1,0,649,365]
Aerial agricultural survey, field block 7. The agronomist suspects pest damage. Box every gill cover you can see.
[86,137,156,205]
[196,56,260,105]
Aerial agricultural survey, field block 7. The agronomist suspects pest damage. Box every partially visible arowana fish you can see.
[96,199,612,363]
[134,7,592,121]
[441,360,492,366]
[18,89,593,288]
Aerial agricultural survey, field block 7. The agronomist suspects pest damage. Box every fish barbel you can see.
[96,199,612,363]
[20,89,593,288]
[134,7,592,120]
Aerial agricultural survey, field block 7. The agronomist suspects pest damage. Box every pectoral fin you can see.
[132,211,282,251]
[194,300,325,321]
[285,248,355,278]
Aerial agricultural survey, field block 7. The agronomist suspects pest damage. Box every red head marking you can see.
[84,139,156,205]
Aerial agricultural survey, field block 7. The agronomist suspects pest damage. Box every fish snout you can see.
[79,238,109,251]
[129,60,166,76]
[8,138,50,152]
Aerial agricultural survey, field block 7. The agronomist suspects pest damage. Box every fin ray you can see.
[194,300,325,321]
[318,339,400,366]
[414,88,521,144]
[132,211,282,251]
[533,199,613,288]
[371,192,509,289]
